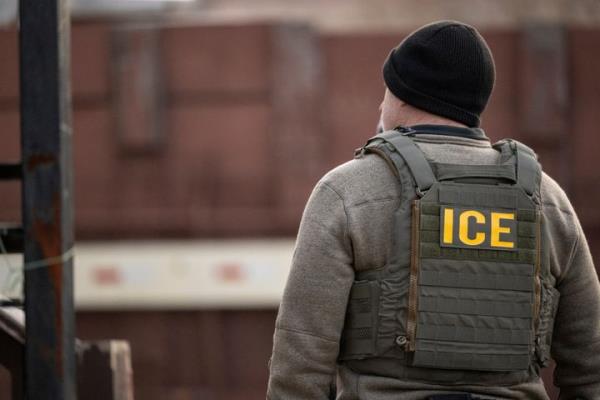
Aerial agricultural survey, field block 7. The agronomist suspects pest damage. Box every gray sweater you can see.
[267,133,600,400]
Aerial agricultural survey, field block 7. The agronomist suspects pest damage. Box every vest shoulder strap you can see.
[362,133,542,198]
[364,130,437,194]
[493,139,542,198]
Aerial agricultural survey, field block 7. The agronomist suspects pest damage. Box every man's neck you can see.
[401,114,468,128]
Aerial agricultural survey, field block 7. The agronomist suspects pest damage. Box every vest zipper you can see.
[406,200,420,352]
[533,210,542,324]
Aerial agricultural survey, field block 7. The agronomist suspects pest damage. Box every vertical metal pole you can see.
[19,0,75,399]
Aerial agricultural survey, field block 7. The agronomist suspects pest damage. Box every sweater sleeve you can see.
[552,215,600,400]
[266,181,355,400]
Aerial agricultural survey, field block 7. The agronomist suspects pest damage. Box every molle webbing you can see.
[412,193,539,371]
[340,280,380,357]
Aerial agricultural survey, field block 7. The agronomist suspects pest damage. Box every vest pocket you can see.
[535,282,560,366]
[339,280,380,359]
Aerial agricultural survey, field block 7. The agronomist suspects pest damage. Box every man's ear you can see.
[376,119,384,134]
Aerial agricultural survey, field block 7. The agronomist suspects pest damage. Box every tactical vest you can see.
[339,128,560,384]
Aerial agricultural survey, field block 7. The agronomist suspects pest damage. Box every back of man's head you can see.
[383,20,496,128]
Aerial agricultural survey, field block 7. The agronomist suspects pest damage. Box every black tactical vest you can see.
[338,128,560,385]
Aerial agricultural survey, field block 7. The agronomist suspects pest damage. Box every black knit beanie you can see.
[383,21,495,127]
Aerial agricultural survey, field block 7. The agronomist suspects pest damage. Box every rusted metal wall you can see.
[0,22,597,246]
[76,310,276,400]
[570,28,600,264]
[1,19,599,400]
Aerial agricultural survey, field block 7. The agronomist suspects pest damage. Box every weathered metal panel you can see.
[71,23,111,102]
[161,24,270,95]
[76,310,275,400]
[112,26,164,154]
[71,107,115,237]
[569,28,600,231]
[167,102,273,235]
[0,28,19,102]
[270,23,326,232]
[0,110,21,160]
[517,25,571,190]
[0,110,22,223]
[19,0,76,398]
[322,34,397,168]
[518,25,569,138]
[77,341,134,400]
[480,31,520,142]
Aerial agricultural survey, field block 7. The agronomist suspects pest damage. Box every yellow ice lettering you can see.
[491,212,515,249]
[443,208,454,244]
[458,210,486,246]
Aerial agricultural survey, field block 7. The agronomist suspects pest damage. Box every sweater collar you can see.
[396,124,489,141]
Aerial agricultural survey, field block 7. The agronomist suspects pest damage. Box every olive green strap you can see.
[339,281,380,358]
[493,140,541,198]
[492,139,515,163]
[377,130,437,194]
[514,141,541,198]
[433,163,517,183]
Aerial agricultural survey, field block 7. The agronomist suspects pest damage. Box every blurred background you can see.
[1,0,600,399]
